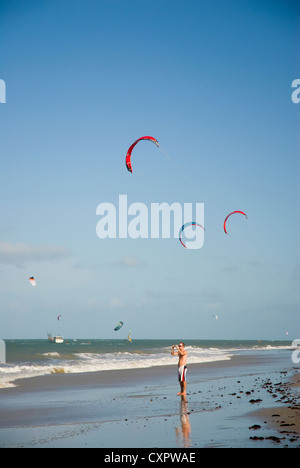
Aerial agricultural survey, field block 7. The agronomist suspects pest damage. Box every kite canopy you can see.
[57,315,62,321]
[179,222,205,249]
[223,211,248,234]
[114,321,124,332]
[125,136,159,173]
[29,277,37,287]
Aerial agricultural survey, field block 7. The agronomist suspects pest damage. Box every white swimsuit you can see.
[178,365,187,382]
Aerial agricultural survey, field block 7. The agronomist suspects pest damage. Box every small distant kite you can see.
[29,277,37,287]
[179,222,205,249]
[114,321,124,332]
[57,315,62,321]
[223,211,248,234]
[125,136,159,173]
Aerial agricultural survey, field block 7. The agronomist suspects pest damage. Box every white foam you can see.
[0,347,232,388]
[41,352,60,357]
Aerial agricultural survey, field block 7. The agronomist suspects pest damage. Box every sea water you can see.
[0,339,292,388]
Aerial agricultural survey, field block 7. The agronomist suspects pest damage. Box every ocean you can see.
[0,339,292,389]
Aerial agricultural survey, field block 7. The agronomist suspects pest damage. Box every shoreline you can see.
[0,351,299,448]
[249,372,300,444]
[0,353,286,394]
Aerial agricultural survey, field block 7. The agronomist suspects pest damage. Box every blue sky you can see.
[0,0,299,339]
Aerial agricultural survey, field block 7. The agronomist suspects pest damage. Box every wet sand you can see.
[0,351,299,448]
[249,371,300,446]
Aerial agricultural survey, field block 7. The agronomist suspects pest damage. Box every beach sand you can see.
[0,351,299,448]
[249,371,300,445]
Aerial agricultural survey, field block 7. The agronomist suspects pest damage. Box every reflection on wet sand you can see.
[175,396,191,447]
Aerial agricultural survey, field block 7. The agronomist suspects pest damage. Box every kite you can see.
[29,277,37,287]
[57,315,62,321]
[223,211,248,234]
[114,321,124,331]
[125,136,159,173]
[179,222,205,249]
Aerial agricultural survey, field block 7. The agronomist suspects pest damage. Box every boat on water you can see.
[47,333,64,344]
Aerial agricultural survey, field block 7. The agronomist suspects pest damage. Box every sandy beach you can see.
[0,351,299,448]
[250,372,300,444]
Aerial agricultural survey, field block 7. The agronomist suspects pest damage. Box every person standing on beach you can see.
[171,343,188,396]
